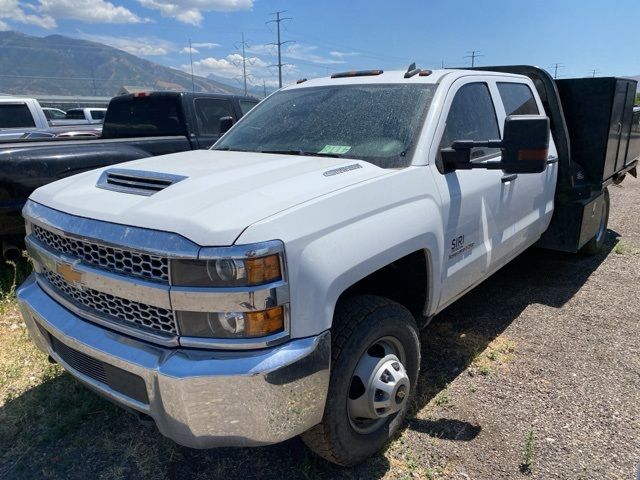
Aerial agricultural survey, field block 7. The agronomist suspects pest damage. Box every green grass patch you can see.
[0,256,32,314]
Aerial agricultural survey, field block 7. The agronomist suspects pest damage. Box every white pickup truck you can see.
[0,97,50,133]
[16,65,639,466]
[0,98,103,140]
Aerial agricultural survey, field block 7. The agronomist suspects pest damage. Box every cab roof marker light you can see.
[331,70,384,79]
[419,70,433,77]
[296,78,308,84]
[134,92,151,97]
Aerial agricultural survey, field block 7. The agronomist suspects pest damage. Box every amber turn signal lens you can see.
[518,148,548,161]
[245,306,284,336]
[246,254,281,285]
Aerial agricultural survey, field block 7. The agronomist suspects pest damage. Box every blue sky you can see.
[1,0,639,89]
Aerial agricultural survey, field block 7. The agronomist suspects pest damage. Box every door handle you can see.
[501,174,518,183]
[546,156,558,165]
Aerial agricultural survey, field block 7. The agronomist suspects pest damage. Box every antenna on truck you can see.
[404,62,421,78]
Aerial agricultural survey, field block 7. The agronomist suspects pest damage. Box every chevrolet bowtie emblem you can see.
[56,261,83,284]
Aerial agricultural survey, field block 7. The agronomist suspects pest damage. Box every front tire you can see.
[302,295,420,466]
[581,188,610,255]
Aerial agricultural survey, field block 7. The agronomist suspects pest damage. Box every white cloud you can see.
[0,0,146,28]
[329,50,358,58]
[80,33,174,56]
[248,43,347,66]
[180,52,297,89]
[192,42,219,49]
[185,53,267,78]
[138,0,252,25]
[180,46,199,54]
[0,0,56,29]
[39,0,147,23]
[284,44,346,65]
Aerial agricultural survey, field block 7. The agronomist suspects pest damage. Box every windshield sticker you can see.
[319,145,351,155]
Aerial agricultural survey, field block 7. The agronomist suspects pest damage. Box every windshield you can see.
[214,83,437,168]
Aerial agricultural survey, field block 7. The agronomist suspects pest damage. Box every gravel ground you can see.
[0,179,638,480]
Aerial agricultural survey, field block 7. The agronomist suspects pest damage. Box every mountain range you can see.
[0,31,637,98]
[0,31,246,97]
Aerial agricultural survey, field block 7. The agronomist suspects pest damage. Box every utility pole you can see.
[464,50,483,67]
[441,60,445,69]
[551,63,564,79]
[241,33,248,95]
[90,67,97,96]
[189,39,195,93]
[267,11,293,88]
[263,80,267,98]
[589,69,599,78]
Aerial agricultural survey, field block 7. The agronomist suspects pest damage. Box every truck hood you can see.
[30,149,390,246]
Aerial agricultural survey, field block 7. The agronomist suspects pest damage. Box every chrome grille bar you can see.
[42,267,177,335]
[33,223,169,283]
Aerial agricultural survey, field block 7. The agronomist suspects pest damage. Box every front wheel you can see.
[581,188,610,255]
[302,295,420,466]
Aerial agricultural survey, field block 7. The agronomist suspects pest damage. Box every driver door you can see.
[430,79,516,307]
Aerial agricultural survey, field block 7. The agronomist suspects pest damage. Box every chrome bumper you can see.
[17,275,330,448]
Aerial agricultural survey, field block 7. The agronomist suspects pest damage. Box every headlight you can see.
[176,306,285,338]
[171,241,288,341]
[170,243,283,287]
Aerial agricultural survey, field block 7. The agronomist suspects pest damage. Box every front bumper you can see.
[17,275,330,448]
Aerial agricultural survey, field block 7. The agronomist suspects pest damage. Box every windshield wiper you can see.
[213,146,251,152]
[260,149,341,158]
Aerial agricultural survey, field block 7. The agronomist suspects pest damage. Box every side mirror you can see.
[438,115,550,174]
[219,116,234,134]
[501,115,550,174]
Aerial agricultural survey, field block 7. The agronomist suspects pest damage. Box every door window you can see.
[90,109,105,120]
[440,82,501,160]
[0,104,36,128]
[497,83,539,115]
[239,100,259,116]
[194,98,234,135]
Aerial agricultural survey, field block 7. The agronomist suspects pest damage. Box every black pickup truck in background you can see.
[0,91,259,255]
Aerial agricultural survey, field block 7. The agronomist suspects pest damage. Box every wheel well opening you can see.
[339,250,428,319]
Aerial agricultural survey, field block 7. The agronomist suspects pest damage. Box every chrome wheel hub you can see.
[347,336,410,434]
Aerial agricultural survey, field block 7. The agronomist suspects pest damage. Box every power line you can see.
[267,11,293,88]
[464,50,484,67]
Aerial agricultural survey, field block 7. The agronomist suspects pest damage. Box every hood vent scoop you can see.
[97,168,187,196]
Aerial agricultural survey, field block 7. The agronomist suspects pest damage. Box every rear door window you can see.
[90,109,105,120]
[194,98,235,135]
[497,82,539,115]
[102,97,186,138]
[65,110,86,120]
[0,104,36,128]
[239,100,259,116]
[440,82,501,160]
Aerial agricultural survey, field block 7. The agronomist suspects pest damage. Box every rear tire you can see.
[581,188,610,255]
[301,295,420,466]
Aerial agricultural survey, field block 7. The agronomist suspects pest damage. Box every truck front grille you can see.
[33,224,169,283]
[42,267,177,335]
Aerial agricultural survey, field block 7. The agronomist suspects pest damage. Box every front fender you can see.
[237,167,445,338]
